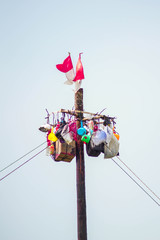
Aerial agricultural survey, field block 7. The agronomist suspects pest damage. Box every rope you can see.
[111,158,160,207]
[116,156,160,201]
[0,147,47,182]
[0,141,47,173]
[105,143,160,204]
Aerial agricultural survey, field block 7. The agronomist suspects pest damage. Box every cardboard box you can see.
[54,140,76,162]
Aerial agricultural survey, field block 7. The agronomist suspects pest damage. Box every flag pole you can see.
[75,88,87,240]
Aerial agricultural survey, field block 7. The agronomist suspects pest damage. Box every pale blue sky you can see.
[0,1,160,240]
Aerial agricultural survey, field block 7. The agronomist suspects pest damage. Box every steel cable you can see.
[0,141,47,173]
[111,158,160,207]
[116,155,160,201]
[0,147,47,182]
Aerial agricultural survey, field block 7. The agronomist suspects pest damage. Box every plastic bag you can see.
[49,145,55,155]
[69,120,77,141]
[48,127,58,142]
[39,124,51,132]
[86,140,101,157]
[55,121,66,142]
[91,130,106,146]
[88,133,104,153]
[104,134,119,158]
[104,125,113,144]
[88,120,94,130]
[61,124,73,144]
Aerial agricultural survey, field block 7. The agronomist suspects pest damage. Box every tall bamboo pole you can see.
[75,88,87,240]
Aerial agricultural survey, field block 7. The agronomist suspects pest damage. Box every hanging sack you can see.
[49,144,55,155]
[55,121,66,142]
[39,124,51,132]
[69,120,77,141]
[104,125,113,144]
[91,129,106,147]
[88,120,94,130]
[86,139,101,157]
[104,134,119,159]
[87,130,106,153]
[61,124,73,144]
[50,142,56,160]
[87,120,94,130]
[48,127,58,142]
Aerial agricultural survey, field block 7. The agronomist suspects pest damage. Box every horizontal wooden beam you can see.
[60,108,116,121]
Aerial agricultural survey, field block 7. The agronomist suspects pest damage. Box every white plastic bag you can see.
[61,124,73,144]
[91,130,106,146]
[104,125,113,144]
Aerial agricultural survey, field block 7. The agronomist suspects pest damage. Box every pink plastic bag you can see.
[69,120,77,141]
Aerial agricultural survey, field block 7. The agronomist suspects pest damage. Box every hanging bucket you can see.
[81,134,91,143]
[77,120,86,136]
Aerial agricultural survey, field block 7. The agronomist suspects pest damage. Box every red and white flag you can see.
[56,54,75,85]
[73,53,84,82]
[56,53,84,91]
[73,53,84,92]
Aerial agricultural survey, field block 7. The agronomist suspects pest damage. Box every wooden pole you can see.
[75,88,87,240]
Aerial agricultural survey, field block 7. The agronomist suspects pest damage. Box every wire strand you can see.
[116,156,160,201]
[105,143,160,203]
[0,141,47,173]
[111,158,160,207]
[0,147,47,182]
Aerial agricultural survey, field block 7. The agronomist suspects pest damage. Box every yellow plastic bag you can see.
[48,127,58,142]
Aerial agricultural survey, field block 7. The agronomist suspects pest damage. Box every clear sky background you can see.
[0,0,160,239]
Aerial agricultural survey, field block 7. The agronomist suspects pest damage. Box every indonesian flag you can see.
[56,54,75,85]
[73,53,84,92]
